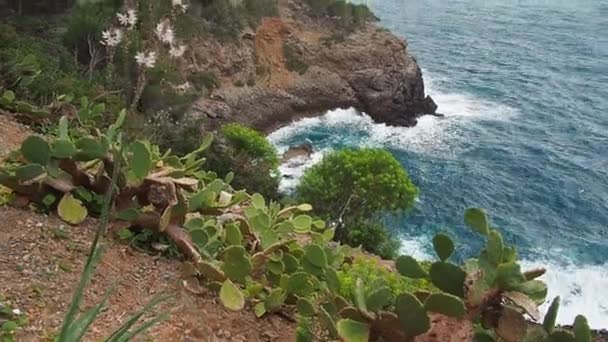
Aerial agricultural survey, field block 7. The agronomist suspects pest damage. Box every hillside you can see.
[190,0,438,131]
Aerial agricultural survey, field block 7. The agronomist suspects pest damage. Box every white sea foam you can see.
[269,73,518,186]
[520,259,608,329]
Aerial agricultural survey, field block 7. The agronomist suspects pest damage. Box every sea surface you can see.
[268,0,608,328]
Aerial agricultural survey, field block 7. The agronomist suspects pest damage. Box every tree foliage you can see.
[298,148,418,220]
[204,123,280,200]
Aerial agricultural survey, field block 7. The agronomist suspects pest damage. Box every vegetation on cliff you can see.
[0,0,600,341]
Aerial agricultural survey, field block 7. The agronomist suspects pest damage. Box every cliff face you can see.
[190,0,436,132]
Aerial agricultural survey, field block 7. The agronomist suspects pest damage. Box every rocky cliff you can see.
[190,0,437,132]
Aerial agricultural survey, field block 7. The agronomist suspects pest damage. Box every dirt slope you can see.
[0,206,295,341]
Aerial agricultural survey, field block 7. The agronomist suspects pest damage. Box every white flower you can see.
[117,12,129,26]
[117,9,138,29]
[172,0,188,12]
[12,308,22,316]
[135,51,157,69]
[169,44,187,58]
[155,20,174,44]
[175,81,191,93]
[101,28,123,47]
[127,9,138,27]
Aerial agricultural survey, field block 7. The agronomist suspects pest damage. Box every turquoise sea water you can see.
[269,0,608,327]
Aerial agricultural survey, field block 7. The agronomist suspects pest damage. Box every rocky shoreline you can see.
[190,0,437,133]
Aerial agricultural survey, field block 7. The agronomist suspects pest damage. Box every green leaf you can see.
[2,320,18,332]
[293,215,313,233]
[74,137,107,161]
[58,116,69,140]
[15,163,45,181]
[117,228,133,240]
[219,280,245,311]
[130,141,152,180]
[396,255,428,279]
[353,279,367,313]
[464,208,489,235]
[21,136,51,165]
[264,288,286,313]
[116,208,140,221]
[550,331,576,342]
[514,280,547,304]
[287,272,314,296]
[42,193,56,207]
[250,213,271,232]
[325,266,341,293]
[318,305,338,338]
[432,233,454,261]
[2,90,15,102]
[254,302,266,318]
[224,223,242,246]
[57,193,88,225]
[251,193,265,209]
[304,244,327,268]
[297,203,313,212]
[159,206,172,232]
[337,319,370,342]
[424,292,466,318]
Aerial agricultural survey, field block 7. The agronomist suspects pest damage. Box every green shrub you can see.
[297,148,418,258]
[63,1,118,65]
[0,23,106,106]
[221,123,280,168]
[147,111,206,157]
[345,220,402,260]
[297,148,418,221]
[338,255,434,301]
[283,42,309,75]
[304,0,373,28]
[189,70,220,92]
[205,124,280,199]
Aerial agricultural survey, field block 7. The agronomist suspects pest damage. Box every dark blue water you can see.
[269,0,608,326]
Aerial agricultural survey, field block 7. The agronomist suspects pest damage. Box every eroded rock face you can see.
[191,3,436,132]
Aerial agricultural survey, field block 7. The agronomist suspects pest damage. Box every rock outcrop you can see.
[190,1,437,132]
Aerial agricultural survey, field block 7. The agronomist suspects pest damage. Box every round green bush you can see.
[297,148,418,220]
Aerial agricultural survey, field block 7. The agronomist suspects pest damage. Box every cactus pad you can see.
[424,293,466,318]
[395,293,430,337]
[337,319,370,342]
[429,261,466,297]
[304,244,328,268]
[432,233,455,261]
[219,279,245,311]
[396,255,428,279]
[221,246,252,283]
[21,136,51,165]
[464,208,489,235]
[57,193,88,225]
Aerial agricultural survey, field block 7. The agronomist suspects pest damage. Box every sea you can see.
[268,0,608,328]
